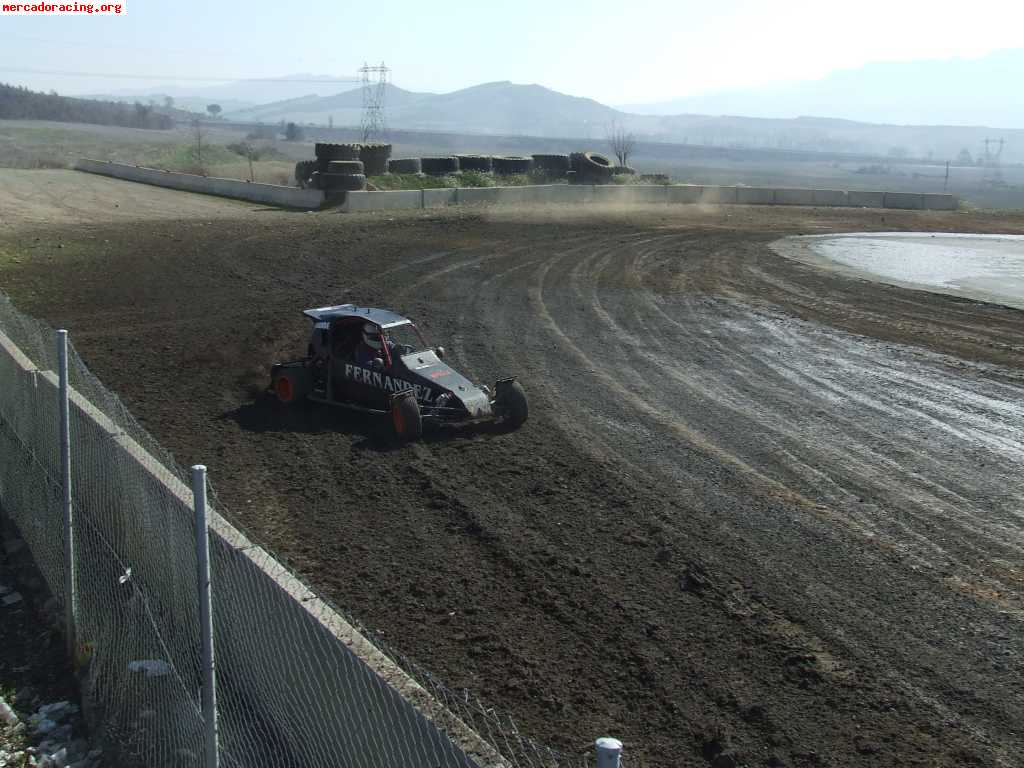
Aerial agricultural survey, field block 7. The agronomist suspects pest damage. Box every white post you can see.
[191,465,219,768]
[57,329,76,660]
[595,738,622,768]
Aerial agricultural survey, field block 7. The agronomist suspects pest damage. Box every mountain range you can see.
[226,81,624,138]
[620,48,1024,129]
[77,48,1024,162]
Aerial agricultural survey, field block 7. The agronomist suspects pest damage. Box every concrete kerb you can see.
[75,159,324,210]
[0,328,506,768]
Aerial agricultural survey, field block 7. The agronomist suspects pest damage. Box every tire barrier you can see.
[570,152,613,184]
[492,156,533,176]
[420,156,460,175]
[315,142,362,161]
[327,160,364,174]
[359,143,393,176]
[321,173,367,191]
[531,154,571,175]
[294,160,317,188]
[387,157,423,174]
[456,155,493,172]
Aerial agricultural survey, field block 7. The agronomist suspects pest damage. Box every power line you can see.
[0,66,360,84]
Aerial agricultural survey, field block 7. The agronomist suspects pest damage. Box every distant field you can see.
[2,118,1023,207]
[0,119,298,185]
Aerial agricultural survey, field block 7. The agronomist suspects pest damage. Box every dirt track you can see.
[3,187,1024,767]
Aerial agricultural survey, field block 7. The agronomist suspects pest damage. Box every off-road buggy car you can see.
[269,304,528,441]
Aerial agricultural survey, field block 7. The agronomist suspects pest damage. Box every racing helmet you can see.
[362,323,383,350]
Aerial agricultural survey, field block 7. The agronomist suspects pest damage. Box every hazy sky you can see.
[3,0,1024,103]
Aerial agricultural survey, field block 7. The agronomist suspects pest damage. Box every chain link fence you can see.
[0,291,597,768]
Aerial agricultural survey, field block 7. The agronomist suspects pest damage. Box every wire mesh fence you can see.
[0,291,594,768]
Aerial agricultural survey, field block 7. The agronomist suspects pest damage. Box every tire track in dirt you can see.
[9,207,1024,767]
[470,227,1024,765]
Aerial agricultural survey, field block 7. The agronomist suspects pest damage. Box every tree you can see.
[284,122,303,141]
[206,103,222,118]
[233,141,257,181]
[132,101,153,128]
[956,148,973,165]
[163,95,175,110]
[606,120,636,168]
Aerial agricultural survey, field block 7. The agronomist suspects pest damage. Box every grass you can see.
[0,122,299,184]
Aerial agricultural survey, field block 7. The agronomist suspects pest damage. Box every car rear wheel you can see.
[392,393,423,441]
[273,367,312,404]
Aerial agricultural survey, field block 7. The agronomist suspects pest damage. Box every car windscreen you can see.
[384,323,429,356]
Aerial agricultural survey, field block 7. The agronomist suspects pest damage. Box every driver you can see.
[354,323,392,365]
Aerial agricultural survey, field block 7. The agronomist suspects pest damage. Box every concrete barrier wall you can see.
[76,160,957,214]
[848,190,886,208]
[457,187,503,205]
[774,188,816,206]
[76,159,324,209]
[699,186,739,204]
[883,192,925,210]
[0,328,498,768]
[592,185,670,204]
[668,185,704,203]
[737,187,775,205]
[422,188,457,207]
[922,193,958,211]
[346,190,423,212]
[812,189,849,206]
[548,184,595,203]
[815,190,847,207]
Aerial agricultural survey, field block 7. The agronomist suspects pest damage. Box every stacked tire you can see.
[531,153,571,177]
[492,156,533,176]
[309,153,366,192]
[310,170,366,192]
[360,143,392,176]
[421,156,460,175]
[294,160,317,188]
[388,158,422,174]
[570,151,614,184]
[456,155,492,172]
[315,143,362,173]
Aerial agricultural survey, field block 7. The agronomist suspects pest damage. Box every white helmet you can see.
[362,323,383,350]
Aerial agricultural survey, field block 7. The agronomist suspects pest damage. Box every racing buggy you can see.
[269,304,528,441]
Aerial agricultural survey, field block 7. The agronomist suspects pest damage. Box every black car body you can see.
[269,304,527,438]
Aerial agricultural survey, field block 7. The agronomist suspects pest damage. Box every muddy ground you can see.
[2,180,1023,767]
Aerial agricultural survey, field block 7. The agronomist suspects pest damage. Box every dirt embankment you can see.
[3,194,1024,768]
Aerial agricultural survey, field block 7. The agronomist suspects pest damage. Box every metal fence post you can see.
[192,465,220,768]
[595,737,622,768]
[57,329,76,660]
